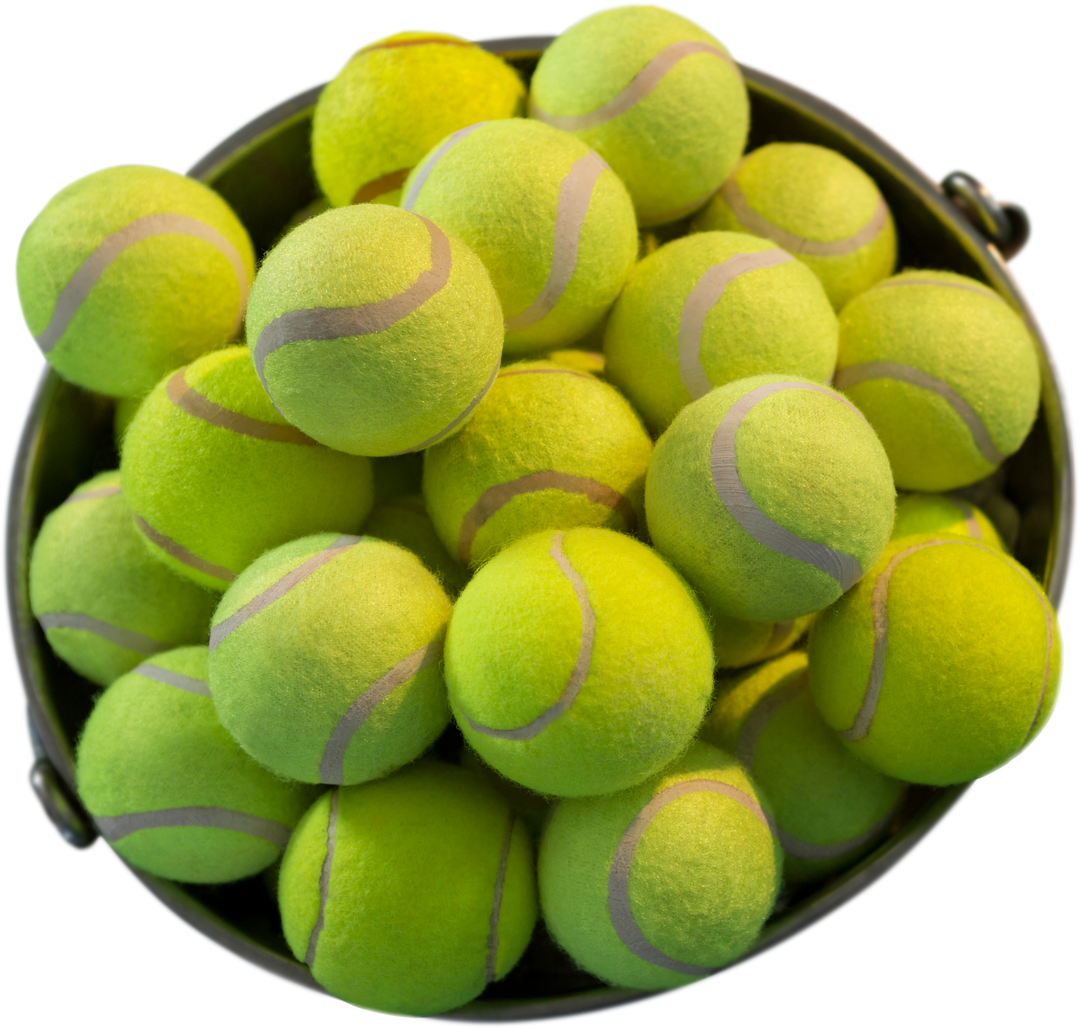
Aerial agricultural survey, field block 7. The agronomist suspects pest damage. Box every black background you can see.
[6,4,1071,1023]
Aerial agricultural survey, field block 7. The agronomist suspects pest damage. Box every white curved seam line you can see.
[36,212,248,352]
[209,535,361,650]
[135,516,237,585]
[485,816,515,984]
[678,249,794,400]
[462,532,594,740]
[95,806,290,847]
[305,789,339,966]
[767,619,796,652]
[607,779,769,975]
[133,661,211,697]
[833,360,1005,466]
[400,122,488,211]
[776,800,901,862]
[947,496,982,540]
[872,277,1003,303]
[37,612,166,655]
[63,485,121,505]
[529,41,738,131]
[504,152,607,333]
[318,636,445,784]
[734,676,806,767]
[710,381,864,589]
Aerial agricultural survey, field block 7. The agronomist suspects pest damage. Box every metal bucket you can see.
[9,37,1072,1022]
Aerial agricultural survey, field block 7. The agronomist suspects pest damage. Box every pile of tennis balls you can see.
[16,5,1061,1018]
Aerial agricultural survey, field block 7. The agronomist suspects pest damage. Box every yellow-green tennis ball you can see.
[891,492,1004,549]
[710,609,815,671]
[279,761,537,1015]
[312,32,524,208]
[543,348,607,378]
[401,118,637,355]
[29,471,217,687]
[17,166,255,398]
[363,493,470,595]
[121,346,374,592]
[808,534,1061,785]
[76,646,316,883]
[245,204,503,456]
[445,527,714,798]
[604,231,838,434]
[460,747,551,840]
[208,533,452,785]
[529,7,748,227]
[647,374,896,622]
[703,652,905,883]
[835,270,1041,491]
[112,395,144,450]
[692,143,897,310]
[423,361,653,566]
[539,740,780,990]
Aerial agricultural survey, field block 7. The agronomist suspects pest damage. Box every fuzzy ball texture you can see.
[692,143,897,310]
[113,395,144,449]
[121,346,374,591]
[539,740,781,990]
[29,471,216,686]
[835,270,1041,491]
[891,492,1004,549]
[646,374,896,622]
[808,534,1060,785]
[402,118,638,355]
[76,646,316,883]
[423,361,653,566]
[529,6,749,227]
[17,166,254,398]
[279,761,537,1015]
[208,533,452,785]
[710,609,815,671]
[445,527,714,797]
[245,204,504,456]
[604,231,838,434]
[312,32,524,207]
[703,651,906,883]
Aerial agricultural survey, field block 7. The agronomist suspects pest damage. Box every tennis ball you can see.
[245,204,503,456]
[401,118,637,355]
[539,740,780,990]
[702,652,906,883]
[529,7,749,227]
[423,361,653,566]
[279,760,537,1015]
[692,143,898,310]
[17,166,254,398]
[460,747,551,839]
[113,395,143,449]
[445,527,714,797]
[647,374,896,622]
[710,609,815,671]
[835,270,1041,491]
[121,346,374,592]
[29,471,217,687]
[891,492,1004,549]
[808,534,1061,785]
[604,231,838,434]
[208,533,452,785]
[76,646,316,883]
[543,348,607,377]
[363,493,470,594]
[312,32,524,208]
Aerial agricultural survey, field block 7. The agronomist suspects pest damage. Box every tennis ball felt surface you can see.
[891,492,1004,549]
[121,346,374,591]
[539,740,781,990]
[208,533,452,785]
[710,608,814,671]
[423,361,653,566]
[530,6,749,227]
[17,165,254,398]
[835,270,1041,491]
[604,231,838,433]
[113,395,143,449]
[279,760,537,1015]
[445,527,714,797]
[808,534,1060,785]
[693,143,897,310]
[402,118,637,355]
[312,32,524,208]
[29,471,216,687]
[245,204,504,456]
[77,646,316,883]
[646,374,896,622]
[703,652,905,883]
